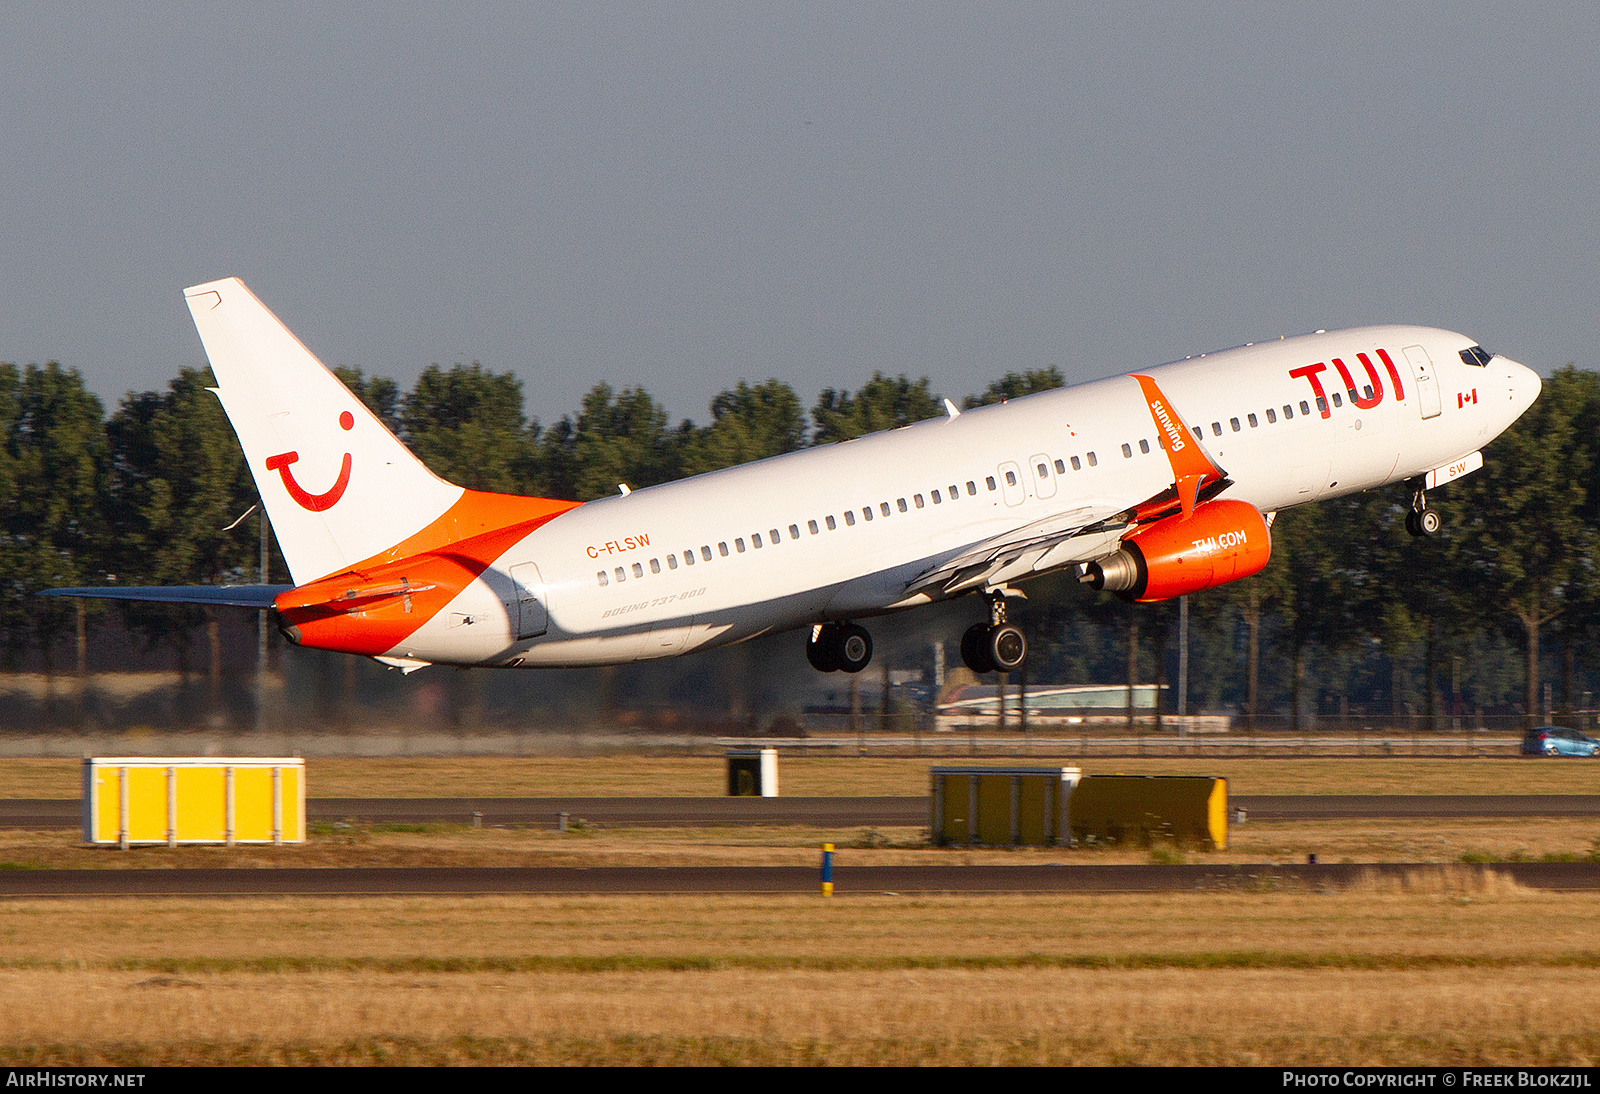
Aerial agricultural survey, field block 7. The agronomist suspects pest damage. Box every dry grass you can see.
[9,966,1600,1065]
[4,814,1600,870]
[4,889,1600,1065]
[10,753,1600,799]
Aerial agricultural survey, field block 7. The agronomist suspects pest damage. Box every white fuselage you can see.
[384,325,1540,667]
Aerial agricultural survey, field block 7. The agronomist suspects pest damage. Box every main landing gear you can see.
[806,622,873,673]
[1405,478,1442,538]
[959,590,1027,675]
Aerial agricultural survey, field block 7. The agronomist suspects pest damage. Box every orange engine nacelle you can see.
[1081,499,1272,602]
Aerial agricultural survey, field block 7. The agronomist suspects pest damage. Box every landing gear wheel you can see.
[833,623,873,674]
[806,624,840,672]
[1405,510,1420,537]
[961,623,995,674]
[1417,509,1441,536]
[987,624,1027,672]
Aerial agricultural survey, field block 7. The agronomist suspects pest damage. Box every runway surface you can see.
[3,861,1599,896]
[7,794,1600,828]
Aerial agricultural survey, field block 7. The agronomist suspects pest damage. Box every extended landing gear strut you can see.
[959,590,1027,675]
[1405,477,1442,538]
[806,622,873,673]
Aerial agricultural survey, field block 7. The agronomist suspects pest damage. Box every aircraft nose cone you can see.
[1505,358,1541,415]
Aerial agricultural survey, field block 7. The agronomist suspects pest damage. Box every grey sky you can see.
[3,3,1597,428]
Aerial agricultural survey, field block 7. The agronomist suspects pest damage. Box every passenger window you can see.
[1070,456,1081,471]
[649,558,661,574]
[1139,439,1150,454]
[1121,443,1132,458]
[863,508,874,522]
[632,562,643,578]
[790,524,800,539]
[881,502,891,516]
[615,567,626,583]
[597,571,609,587]
[1266,408,1276,423]
[1004,471,1017,486]
[986,476,997,491]
[702,546,713,561]
[1283,405,1293,420]
[770,528,781,543]
[1230,418,1240,432]
[1087,452,1098,467]
[828,515,839,530]
[966,481,977,496]
[1364,385,1374,399]
[808,520,819,534]
[1054,459,1065,474]
[1036,462,1049,478]
[1330,393,1342,408]
[667,555,678,570]
[844,511,855,526]
[1315,397,1326,413]
[736,538,746,552]
[1300,401,1310,415]
[1211,422,1222,436]
[686,551,697,566]
[718,542,729,557]
[932,490,942,504]
[913,495,924,509]
[949,484,959,497]
[752,533,763,548]
[1248,413,1258,428]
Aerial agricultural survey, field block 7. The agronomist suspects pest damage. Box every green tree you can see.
[0,364,107,671]
[104,369,258,676]
[962,367,1065,409]
[811,372,943,444]
[1457,366,1597,719]
[400,364,540,493]
[541,383,679,501]
[681,379,807,476]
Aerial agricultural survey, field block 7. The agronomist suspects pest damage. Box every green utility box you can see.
[1068,774,1228,850]
[930,766,1081,846]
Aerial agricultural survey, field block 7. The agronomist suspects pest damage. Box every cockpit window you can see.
[1459,345,1493,367]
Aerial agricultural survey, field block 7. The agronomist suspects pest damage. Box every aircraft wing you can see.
[40,585,293,609]
[905,503,1132,597]
[908,371,1238,600]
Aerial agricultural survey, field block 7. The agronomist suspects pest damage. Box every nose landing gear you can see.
[805,622,873,673]
[1405,478,1442,538]
[959,590,1027,674]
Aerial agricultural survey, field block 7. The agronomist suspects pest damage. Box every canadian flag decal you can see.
[1457,389,1478,409]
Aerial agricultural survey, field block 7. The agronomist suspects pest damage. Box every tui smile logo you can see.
[264,411,355,512]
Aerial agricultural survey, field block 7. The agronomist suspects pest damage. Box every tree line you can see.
[1,356,1595,720]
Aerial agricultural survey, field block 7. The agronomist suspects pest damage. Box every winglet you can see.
[1130,374,1225,518]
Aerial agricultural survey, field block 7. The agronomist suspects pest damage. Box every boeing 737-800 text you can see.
[48,278,1542,677]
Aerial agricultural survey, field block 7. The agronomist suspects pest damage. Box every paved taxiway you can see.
[3,861,1599,897]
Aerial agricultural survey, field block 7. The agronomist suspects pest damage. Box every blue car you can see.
[1522,726,1600,756]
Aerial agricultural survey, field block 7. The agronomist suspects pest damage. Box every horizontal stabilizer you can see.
[41,585,293,609]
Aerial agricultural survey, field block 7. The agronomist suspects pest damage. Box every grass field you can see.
[8,753,1600,798]
[3,752,1600,1065]
[5,883,1600,1065]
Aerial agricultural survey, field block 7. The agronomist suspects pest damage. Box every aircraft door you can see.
[1028,454,1057,500]
[509,562,548,639]
[1402,345,1442,420]
[998,461,1026,506]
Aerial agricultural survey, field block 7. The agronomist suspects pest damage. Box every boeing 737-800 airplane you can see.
[49,278,1541,677]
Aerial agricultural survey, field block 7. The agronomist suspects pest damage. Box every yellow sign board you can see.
[82,758,305,847]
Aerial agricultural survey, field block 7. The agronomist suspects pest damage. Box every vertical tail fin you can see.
[184,277,464,584]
